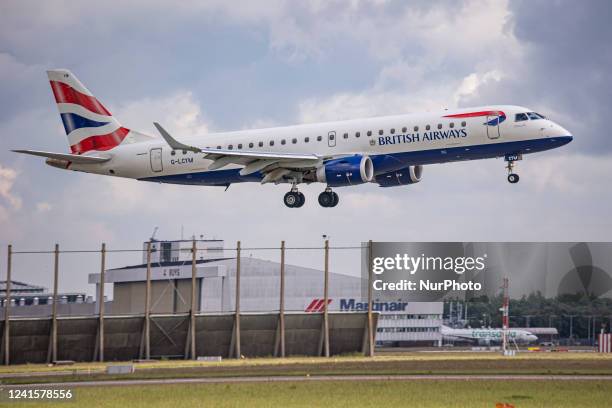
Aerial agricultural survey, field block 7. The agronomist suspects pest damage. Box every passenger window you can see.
[379,129,384,135]
[171,150,176,156]
[248,142,254,148]
[402,127,407,133]
[237,144,243,149]
[437,124,442,129]
[390,128,395,134]
[329,134,335,140]
[317,136,322,141]
[449,122,455,128]
[217,145,222,149]
[292,138,297,144]
[258,141,263,147]
[228,145,233,150]
[182,150,187,155]
[367,130,372,136]
[281,139,286,145]
[461,121,466,127]
[414,126,419,132]
[270,141,274,146]
[305,137,310,143]
[355,132,360,138]
[515,113,529,122]
[425,125,431,131]
[343,133,348,139]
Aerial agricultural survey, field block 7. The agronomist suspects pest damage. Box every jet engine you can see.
[316,155,374,187]
[375,165,423,187]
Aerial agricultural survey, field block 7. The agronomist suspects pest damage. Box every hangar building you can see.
[89,238,443,346]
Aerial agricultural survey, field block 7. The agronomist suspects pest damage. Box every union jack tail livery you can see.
[47,69,148,154]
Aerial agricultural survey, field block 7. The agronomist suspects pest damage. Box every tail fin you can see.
[47,69,148,154]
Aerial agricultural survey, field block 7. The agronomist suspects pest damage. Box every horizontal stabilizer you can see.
[12,149,111,164]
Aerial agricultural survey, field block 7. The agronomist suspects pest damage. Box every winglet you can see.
[153,122,201,153]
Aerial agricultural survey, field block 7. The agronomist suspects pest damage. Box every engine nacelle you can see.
[316,155,374,187]
[375,165,423,187]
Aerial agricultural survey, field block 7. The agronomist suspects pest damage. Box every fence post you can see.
[3,245,12,365]
[323,240,330,357]
[98,243,105,362]
[190,238,197,359]
[49,244,60,363]
[279,240,285,358]
[145,241,152,360]
[367,240,374,357]
[235,241,241,359]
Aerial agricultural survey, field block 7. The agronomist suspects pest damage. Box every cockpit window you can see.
[515,113,528,122]
[527,112,545,120]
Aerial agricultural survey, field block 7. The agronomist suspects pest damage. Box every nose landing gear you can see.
[505,154,521,184]
[318,187,339,208]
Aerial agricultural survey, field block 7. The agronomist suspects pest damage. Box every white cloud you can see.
[0,163,22,211]
[294,0,520,122]
[117,91,210,138]
[454,70,504,105]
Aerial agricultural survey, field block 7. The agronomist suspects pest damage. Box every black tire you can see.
[295,192,305,208]
[331,192,339,207]
[507,173,520,184]
[318,191,333,207]
[284,192,298,207]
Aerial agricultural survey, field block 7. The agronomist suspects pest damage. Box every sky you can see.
[0,0,611,295]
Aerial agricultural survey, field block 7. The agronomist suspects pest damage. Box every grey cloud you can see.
[462,0,612,153]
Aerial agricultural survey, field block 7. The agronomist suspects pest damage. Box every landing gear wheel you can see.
[507,173,520,184]
[295,192,305,208]
[505,158,520,184]
[284,192,299,208]
[331,192,339,207]
[318,191,335,207]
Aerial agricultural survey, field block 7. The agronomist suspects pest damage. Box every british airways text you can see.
[378,129,467,146]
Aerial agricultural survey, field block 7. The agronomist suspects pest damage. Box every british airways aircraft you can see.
[13,70,573,208]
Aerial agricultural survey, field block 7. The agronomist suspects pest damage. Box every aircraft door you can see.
[486,114,501,139]
[150,148,163,172]
[328,131,336,147]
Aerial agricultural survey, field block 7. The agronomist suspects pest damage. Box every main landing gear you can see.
[318,188,339,208]
[505,154,521,184]
[283,186,339,208]
[284,185,305,208]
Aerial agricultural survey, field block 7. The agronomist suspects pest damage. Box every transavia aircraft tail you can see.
[13,70,573,208]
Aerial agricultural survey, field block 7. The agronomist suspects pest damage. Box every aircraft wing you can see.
[154,122,323,181]
[12,149,111,164]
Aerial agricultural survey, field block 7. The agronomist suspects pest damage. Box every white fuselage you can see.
[61,104,572,186]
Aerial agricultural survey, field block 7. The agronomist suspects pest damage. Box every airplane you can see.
[440,325,538,345]
[13,69,573,208]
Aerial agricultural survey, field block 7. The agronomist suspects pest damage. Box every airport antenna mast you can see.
[501,277,509,355]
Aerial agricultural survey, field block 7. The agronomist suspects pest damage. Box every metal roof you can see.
[0,280,46,293]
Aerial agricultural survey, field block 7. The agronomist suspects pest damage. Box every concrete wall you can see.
[111,279,202,315]
[0,312,377,364]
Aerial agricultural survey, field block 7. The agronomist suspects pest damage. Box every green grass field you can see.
[1,380,610,408]
[1,352,611,385]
